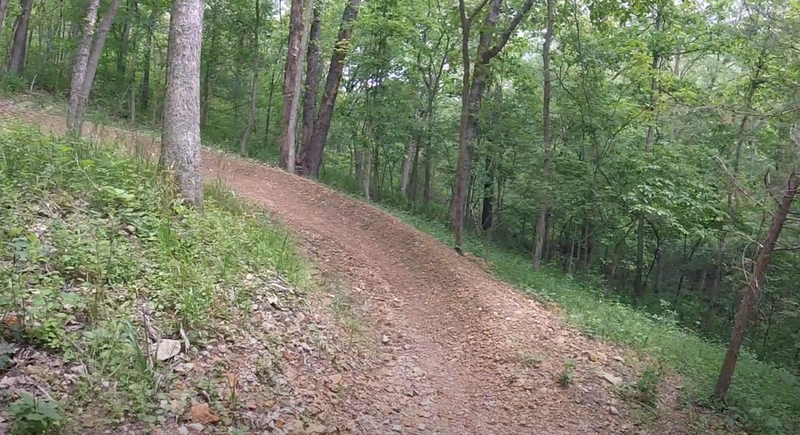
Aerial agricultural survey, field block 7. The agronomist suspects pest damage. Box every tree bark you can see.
[263,67,277,144]
[0,0,10,53]
[481,155,493,230]
[300,3,321,153]
[5,0,35,75]
[280,0,314,172]
[400,137,416,198]
[160,0,204,210]
[67,0,122,136]
[140,4,158,112]
[298,0,362,178]
[128,37,137,126]
[240,0,261,155]
[533,0,554,269]
[714,171,798,399]
[451,0,534,253]
[66,0,101,135]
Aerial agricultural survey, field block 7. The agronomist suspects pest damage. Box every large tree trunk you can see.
[451,0,534,253]
[298,0,362,178]
[5,0,35,75]
[67,0,122,136]
[532,0,554,269]
[279,0,314,172]
[300,3,321,153]
[66,0,101,135]
[240,0,261,155]
[160,0,204,210]
[714,171,798,399]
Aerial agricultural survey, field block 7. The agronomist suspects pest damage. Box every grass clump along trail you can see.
[0,125,318,433]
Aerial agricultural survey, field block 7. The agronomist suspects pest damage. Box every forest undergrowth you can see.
[0,124,357,434]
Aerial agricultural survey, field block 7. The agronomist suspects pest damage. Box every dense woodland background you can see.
[2,0,800,418]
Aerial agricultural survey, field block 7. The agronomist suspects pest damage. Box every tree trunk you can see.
[409,130,422,205]
[160,0,204,210]
[240,0,261,155]
[653,248,666,294]
[67,0,122,136]
[532,0,554,269]
[66,0,100,135]
[633,8,662,299]
[714,171,798,399]
[140,5,158,112]
[300,3,321,153]
[481,155,493,230]
[451,0,534,253]
[264,67,277,145]
[5,0,35,75]
[280,0,314,172]
[400,137,416,198]
[706,59,763,329]
[298,0,362,178]
[129,38,137,126]
[116,0,132,81]
[0,0,10,52]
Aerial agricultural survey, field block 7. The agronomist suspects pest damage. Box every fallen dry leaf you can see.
[189,402,220,424]
[155,339,182,361]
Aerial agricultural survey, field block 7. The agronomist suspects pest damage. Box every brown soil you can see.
[0,97,709,435]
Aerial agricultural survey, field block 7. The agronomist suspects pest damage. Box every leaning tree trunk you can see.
[160,0,204,210]
[714,171,798,399]
[299,0,362,178]
[67,0,101,136]
[279,0,313,173]
[68,0,121,136]
[5,0,35,75]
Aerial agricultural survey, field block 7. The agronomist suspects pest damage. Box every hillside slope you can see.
[1,97,717,434]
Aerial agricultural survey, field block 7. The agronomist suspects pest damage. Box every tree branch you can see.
[481,0,534,62]
[467,0,492,27]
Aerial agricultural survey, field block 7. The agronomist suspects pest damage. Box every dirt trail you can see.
[1,98,691,435]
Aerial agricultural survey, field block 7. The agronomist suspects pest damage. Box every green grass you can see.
[0,124,307,430]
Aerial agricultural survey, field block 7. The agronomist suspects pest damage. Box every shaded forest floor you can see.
[0,95,735,434]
